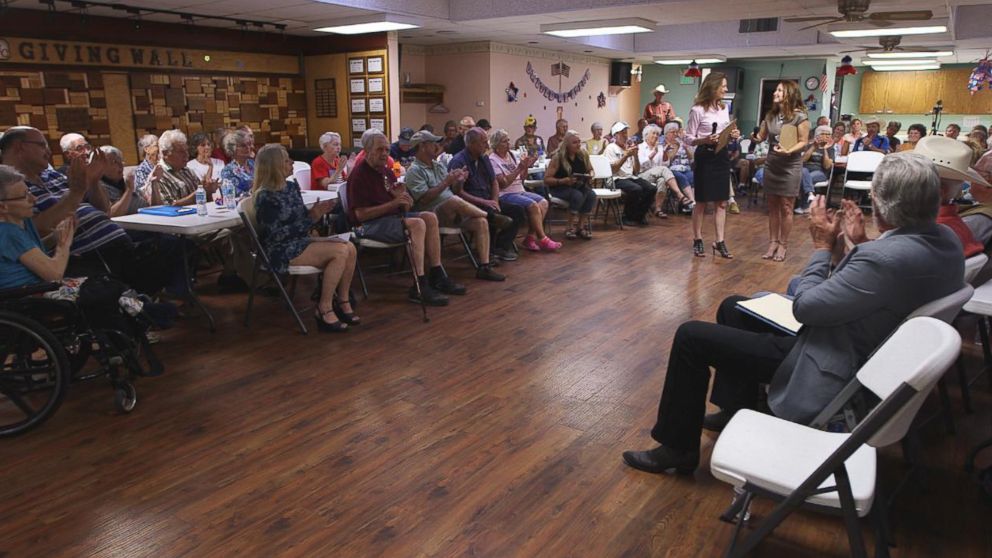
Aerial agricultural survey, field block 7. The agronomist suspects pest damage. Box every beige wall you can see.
[397,42,640,143]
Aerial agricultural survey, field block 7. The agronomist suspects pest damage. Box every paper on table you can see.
[737,293,803,335]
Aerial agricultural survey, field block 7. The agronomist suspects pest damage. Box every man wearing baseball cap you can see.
[389,127,416,166]
[915,135,992,255]
[404,130,506,282]
[644,84,676,126]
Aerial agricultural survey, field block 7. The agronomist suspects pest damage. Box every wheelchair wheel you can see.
[114,382,137,414]
[0,310,71,437]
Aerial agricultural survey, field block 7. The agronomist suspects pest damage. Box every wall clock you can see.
[805,76,820,91]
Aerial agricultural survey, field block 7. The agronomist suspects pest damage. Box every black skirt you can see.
[694,146,731,203]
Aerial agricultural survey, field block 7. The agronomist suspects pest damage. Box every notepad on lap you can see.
[137,206,197,217]
[736,293,803,336]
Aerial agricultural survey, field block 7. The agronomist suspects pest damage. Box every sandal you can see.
[315,307,348,333]
[773,242,788,262]
[762,240,779,260]
[333,296,361,325]
[654,209,668,219]
[565,227,578,240]
[577,228,593,240]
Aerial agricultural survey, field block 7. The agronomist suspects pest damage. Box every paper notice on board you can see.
[963,116,981,128]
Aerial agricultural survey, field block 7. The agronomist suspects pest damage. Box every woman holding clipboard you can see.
[753,81,809,262]
[685,72,740,258]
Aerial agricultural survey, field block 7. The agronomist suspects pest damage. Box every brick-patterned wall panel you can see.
[0,71,111,167]
[130,74,307,149]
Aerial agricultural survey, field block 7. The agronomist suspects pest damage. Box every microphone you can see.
[712,122,718,135]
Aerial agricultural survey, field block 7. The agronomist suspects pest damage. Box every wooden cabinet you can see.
[859,68,992,114]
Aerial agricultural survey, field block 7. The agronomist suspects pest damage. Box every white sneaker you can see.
[794,207,808,215]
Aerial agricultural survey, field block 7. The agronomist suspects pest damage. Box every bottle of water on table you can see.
[222,179,236,210]
[195,185,208,216]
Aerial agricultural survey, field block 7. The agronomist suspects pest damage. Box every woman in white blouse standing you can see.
[684,72,740,258]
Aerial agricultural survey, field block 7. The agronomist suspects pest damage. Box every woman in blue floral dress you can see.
[222,130,256,194]
[253,144,359,333]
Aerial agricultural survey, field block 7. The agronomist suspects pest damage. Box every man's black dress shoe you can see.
[622,445,699,475]
[702,409,735,432]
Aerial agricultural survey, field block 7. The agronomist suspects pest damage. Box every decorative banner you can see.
[526,62,590,104]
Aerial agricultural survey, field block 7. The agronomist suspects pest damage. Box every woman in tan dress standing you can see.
[752,81,809,261]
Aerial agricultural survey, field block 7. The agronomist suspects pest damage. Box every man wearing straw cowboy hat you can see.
[644,84,677,126]
[851,116,891,154]
[913,135,992,252]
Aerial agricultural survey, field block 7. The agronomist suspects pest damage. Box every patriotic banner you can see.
[526,61,591,103]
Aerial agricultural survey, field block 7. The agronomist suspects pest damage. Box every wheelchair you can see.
[0,280,164,437]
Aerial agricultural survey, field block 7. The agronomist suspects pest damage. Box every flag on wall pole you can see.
[820,64,829,93]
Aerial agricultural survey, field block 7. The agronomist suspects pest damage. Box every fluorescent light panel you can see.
[866,50,953,59]
[654,57,726,65]
[864,59,938,66]
[315,21,417,34]
[871,64,941,71]
[541,18,655,37]
[830,25,947,38]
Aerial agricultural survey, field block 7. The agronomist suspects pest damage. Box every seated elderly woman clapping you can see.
[252,144,359,333]
[488,128,561,251]
[543,130,597,240]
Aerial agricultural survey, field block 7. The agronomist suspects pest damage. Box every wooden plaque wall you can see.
[0,71,111,167]
[130,74,308,148]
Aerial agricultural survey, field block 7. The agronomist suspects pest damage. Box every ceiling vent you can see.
[739,18,779,33]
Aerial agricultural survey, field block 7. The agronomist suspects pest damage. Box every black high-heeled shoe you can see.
[712,240,734,259]
[332,297,361,325]
[692,238,705,257]
[315,308,348,333]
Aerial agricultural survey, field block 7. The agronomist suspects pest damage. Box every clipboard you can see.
[736,293,803,336]
[716,119,738,153]
[137,206,197,217]
[778,124,801,151]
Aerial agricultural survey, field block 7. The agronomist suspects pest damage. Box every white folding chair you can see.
[711,317,961,558]
[237,198,322,335]
[293,165,312,191]
[589,154,623,229]
[837,151,884,210]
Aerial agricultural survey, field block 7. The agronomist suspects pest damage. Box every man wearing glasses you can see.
[57,132,92,175]
[0,126,173,295]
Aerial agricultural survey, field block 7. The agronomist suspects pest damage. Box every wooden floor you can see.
[2,202,991,557]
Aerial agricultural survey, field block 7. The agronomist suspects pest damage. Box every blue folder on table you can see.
[138,206,197,217]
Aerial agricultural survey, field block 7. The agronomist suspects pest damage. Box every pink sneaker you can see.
[523,235,541,251]
[539,236,562,251]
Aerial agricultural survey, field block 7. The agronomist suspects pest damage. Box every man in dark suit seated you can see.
[623,152,965,475]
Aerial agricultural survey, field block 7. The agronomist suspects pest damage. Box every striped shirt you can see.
[152,162,200,205]
[28,169,128,256]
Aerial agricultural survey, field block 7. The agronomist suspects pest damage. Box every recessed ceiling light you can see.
[541,17,655,37]
[866,50,953,59]
[870,63,941,71]
[528,41,539,44]
[654,56,726,65]
[315,14,418,35]
[830,25,947,38]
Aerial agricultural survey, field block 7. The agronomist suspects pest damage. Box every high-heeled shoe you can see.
[332,296,361,325]
[772,241,788,262]
[692,238,705,258]
[712,240,734,259]
[315,308,348,333]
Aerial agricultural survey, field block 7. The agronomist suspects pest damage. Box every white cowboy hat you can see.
[862,116,886,128]
[914,135,990,187]
[654,84,670,94]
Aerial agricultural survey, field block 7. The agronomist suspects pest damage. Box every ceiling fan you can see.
[785,0,932,31]
[840,36,906,54]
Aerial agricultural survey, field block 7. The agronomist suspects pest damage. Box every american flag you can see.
[820,64,830,93]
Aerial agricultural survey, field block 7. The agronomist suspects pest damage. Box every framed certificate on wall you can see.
[351,98,367,114]
[352,118,367,133]
[368,77,384,93]
[350,78,365,94]
[370,117,385,131]
[369,97,385,113]
[367,56,384,74]
[348,58,365,74]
